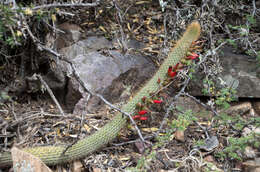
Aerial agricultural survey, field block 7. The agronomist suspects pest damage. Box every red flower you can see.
[187,53,199,60]
[168,64,179,78]
[133,114,148,121]
[157,78,161,84]
[153,100,163,104]
[173,63,179,70]
[133,115,141,120]
[138,110,148,115]
[142,96,146,102]
[168,66,173,75]
[139,116,148,121]
[169,71,177,78]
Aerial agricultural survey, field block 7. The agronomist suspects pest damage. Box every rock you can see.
[244,146,256,159]
[242,158,260,172]
[46,27,156,112]
[204,155,214,162]
[11,147,52,172]
[72,51,127,92]
[174,96,209,115]
[92,168,102,172]
[65,77,83,112]
[242,127,252,136]
[254,127,260,135]
[220,102,252,115]
[134,140,148,154]
[58,35,156,113]
[37,23,83,104]
[174,130,185,142]
[71,51,155,114]
[45,22,82,51]
[72,160,84,172]
[252,101,260,115]
[55,22,83,50]
[197,136,219,152]
[242,126,260,137]
[189,46,260,98]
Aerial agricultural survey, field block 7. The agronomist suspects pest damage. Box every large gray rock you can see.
[189,46,260,98]
[70,50,154,93]
[71,50,155,113]
[43,23,155,113]
[58,36,156,113]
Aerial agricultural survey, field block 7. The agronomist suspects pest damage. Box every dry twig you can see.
[35,74,65,116]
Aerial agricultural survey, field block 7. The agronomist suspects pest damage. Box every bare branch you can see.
[35,74,65,116]
[8,2,100,11]
[157,77,191,135]
[113,0,128,53]
[32,2,100,10]
[182,92,218,116]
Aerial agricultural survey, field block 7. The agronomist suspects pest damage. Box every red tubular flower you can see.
[168,66,173,75]
[133,115,141,120]
[173,63,179,70]
[157,78,161,84]
[168,64,178,78]
[142,96,146,102]
[138,110,148,115]
[153,100,163,104]
[187,53,199,60]
[169,71,177,78]
[139,116,148,121]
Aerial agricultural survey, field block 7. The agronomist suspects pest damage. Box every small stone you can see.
[73,160,84,172]
[254,128,260,135]
[243,127,260,136]
[204,155,214,162]
[198,136,219,151]
[244,146,256,159]
[134,141,147,154]
[92,168,102,172]
[243,127,252,136]
[222,102,251,115]
[242,158,260,172]
[174,130,185,142]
